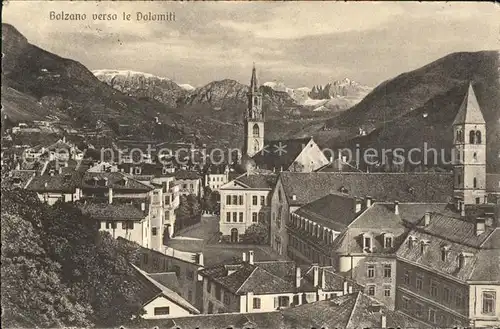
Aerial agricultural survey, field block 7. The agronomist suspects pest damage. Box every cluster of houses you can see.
[2,67,499,328]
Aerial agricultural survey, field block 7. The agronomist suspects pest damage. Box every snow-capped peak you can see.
[178,84,196,91]
[92,69,171,81]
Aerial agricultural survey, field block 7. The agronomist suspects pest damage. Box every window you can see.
[430,280,439,297]
[402,297,410,310]
[252,212,258,223]
[415,302,423,318]
[443,286,451,303]
[469,130,476,144]
[416,275,423,290]
[363,236,372,251]
[455,291,463,307]
[238,195,243,205]
[207,282,212,293]
[154,307,170,315]
[476,130,482,144]
[384,236,393,248]
[232,212,237,222]
[208,301,214,314]
[277,296,289,307]
[473,152,477,160]
[473,177,477,188]
[403,270,411,285]
[383,264,392,278]
[253,123,260,137]
[260,196,265,205]
[239,212,243,222]
[232,195,238,204]
[152,227,157,236]
[223,292,230,305]
[252,196,258,205]
[226,212,231,222]
[106,221,117,229]
[215,285,221,300]
[226,195,231,205]
[367,285,376,296]
[441,248,448,262]
[122,222,134,230]
[253,297,261,309]
[384,286,391,297]
[258,212,265,223]
[482,291,496,315]
[429,308,437,323]
[367,264,375,278]
[476,197,481,204]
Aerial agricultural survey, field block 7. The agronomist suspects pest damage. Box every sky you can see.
[3,1,499,88]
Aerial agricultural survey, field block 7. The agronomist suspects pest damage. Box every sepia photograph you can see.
[1,1,499,328]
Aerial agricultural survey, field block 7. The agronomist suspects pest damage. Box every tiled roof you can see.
[279,172,454,207]
[82,172,152,191]
[415,213,494,248]
[252,137,313,170]
[199,260,348,295]
[315,159,363,173]
[481,228,500,249]
[396,229,480,281]
[294,193,360,232]
[233,172,278,189]
[468,249,500,282]
[133,265,199,314]
[79,203,146,220]
[486,173,500,193]
[136,311,283,329]
[27,172,84,193]
[147,273,181,295]
[452,83,485,125]
[282,291,431,329]
[5,170,35,188]
[175,169,200,180]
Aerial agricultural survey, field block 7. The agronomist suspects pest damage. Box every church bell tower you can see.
[452,82,487,210]
[244,64,264,157]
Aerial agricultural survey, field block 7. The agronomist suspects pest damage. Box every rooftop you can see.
[279,172,454,207]
[252,137,313,171]
[79,202,147,221]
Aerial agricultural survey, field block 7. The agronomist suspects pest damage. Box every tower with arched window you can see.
[452,83,487,208]
[244,64,265,157]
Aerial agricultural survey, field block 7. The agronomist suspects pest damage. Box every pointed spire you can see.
[250,63,258,92]
[453,82,485,125]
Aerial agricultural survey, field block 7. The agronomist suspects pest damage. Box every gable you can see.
[220,180,249,190]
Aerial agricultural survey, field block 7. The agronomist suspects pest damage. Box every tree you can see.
[1,214,91,328]
[1,186,145,327]
[241,222,269,245]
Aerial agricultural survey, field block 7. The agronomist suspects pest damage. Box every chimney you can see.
[242,252,247,262]
[108,187,113,204]
[58,166,62,175]
[329,156,334,163]
[313,264,319,287]
[320,269,326,290]
[348,285,353,294]
[129,167,133,175]
[381,314,387,329]
[408,236,416,248]
[394,201,399,215]
[292,194,297,201]
[342,155,347,163]
[476,218,485,236]
[366,196,372,208]
[248,250,254,265]
[197,252,204,266]
[295,266,301,288]
[343,280,348,295]
[461,204,466,217]
[141,202,146,211]
[424,212,431,226]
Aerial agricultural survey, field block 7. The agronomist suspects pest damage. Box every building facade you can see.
[218,172,277,242]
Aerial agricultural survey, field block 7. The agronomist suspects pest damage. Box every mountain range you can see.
[1,23,499,172]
